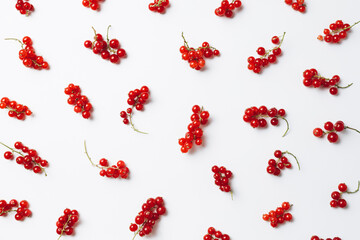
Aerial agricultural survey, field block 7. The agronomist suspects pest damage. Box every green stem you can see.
[132,222,146,240]
[345,126,360,134]
[336,82,353,89]
[5,38,24,48]
[181,32,189,49]
[129,112,148,134]
[332,20,360,34]
[57,214,72,240]
[283,151,300,170]
[346,181,360,194]
[153,0,164,7]
[279,117,289,137]
[106,25,111,43]
[261,32,286,59]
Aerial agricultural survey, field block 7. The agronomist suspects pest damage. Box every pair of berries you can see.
[148,0,170,13]
[285,0,306,13]
[15,0,34,16]
[178,105,209,153]
[203,227,230,240]
[215,0,242,18]
[0,97,32,120]
[120,86,150,134]
[330,182,359,208]
[6,36,49,70]
[0,200,31,221]
[64,83,93,119]
[212,166,233,198]
[313,121,360,143]
[243,106,289,137]
[262,202,293,228]
[303,69,352,95]
[317,20,360,43]
[129,197,166,239]
[56,209,79,239]
[266,150,300,176]
[84,26,127,64]
[180,33,220,70]
[82,0,103,11]
[84,141,129,179]
[1,141,48,175]
[311,237,341,240]
[247,33,285,73]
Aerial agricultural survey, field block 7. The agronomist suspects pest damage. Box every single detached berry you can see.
[179,105,209,153]
[1,141,48,175]
[330,181,359,209]
[303,68,352,95]
[0,199,32,221]
[284,0,306,13]
[243,106,290,137]
[15,0,34,16]
[212,166,233,199]
[0,97,32,120]
[204,227,231,240]
[148,0,170,13]
[84,25,127,64]
[262,202,293,228]
[317,20,360,43]
[64,83,93,119]
[120,86,150,134]
[84,141,129,179]
[82,0,104,11]
[247,32,286,74]
[266,150,300,176]
[129,197,166,239]
[56,208,79,240]
[180,33,220,71]
[313,121,360,143]
[5,36,49,70]
[215,0,242,18]
[311,236,341,240]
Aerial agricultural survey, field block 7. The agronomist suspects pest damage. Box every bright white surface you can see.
[0,0,359,239]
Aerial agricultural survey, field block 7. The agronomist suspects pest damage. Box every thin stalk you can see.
[57,214,72,240]
[336,83,353,89]
[345,126,360,134]
[280,117,289,137]
[283,151,300,170]
[346,181,360,194]
[262,32,286,59]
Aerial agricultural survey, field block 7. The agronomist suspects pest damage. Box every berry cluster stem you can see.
[261,32,286,59]
[279,116,289,137]
[57,214,72,240]
[283,151,300,170]
[4,38,24,48]
[336,83,353,89]
[181,32,217,51]
[345,126,360,134]
[346,181,360,194]
[333,20,360,33]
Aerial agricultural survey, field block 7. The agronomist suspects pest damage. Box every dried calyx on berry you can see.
[5,36,49,70]
[266,150,300,176]
[129,197,166,239]
[56,208,79,239]
[285,0,306,13]
[313,121,360,143]
[84,141,129,179]
[212,166,233,199]
[64,83,93,119]
[330,181,360,209]
[179,105,209,153]
[215,0,242,18]
[15,0,34,16]
[120,86,150,134]
[311,236,341,240]
[303,68,352,95]
[148,0,170,13]
[317,20,360,43]
[247,32,286,74]
[1,141,48,175]
[204,227,231,240]
[262,202,293,228]
[243,106,290,137]
[0,199,32,221]
[82,0,104,11]
[180,33,220,71]
[0,97,32,120]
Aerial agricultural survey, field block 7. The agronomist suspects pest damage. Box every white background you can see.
[0,0,359,239]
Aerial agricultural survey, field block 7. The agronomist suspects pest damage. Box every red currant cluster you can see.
[6,36,49,70]
[84,141,129,179]
[84,26,127,64]
[311,236,341,240]
[212,166,233,197]
[303,68,352,95]
[266,150,300,176]
[179,33,220,70]
[262,202,293,228]
[247,33,285,73]
[82,0,104,11]
[330,182,359,208]
[64,83,93,119]
[148,0,170,13]
[120,86,150,134]
[129,197,166,239]
[203,227,230,240]
[243,106,289,137]
[313,121,360,143]
[178,105,209,153]
[15,0,34,16]
[0,97,32,120]
[1,141,48,175]
[284,0,306,13]
[317,20,359,43]
[215,0,242,18]
[56,209,79,239]
[0,200,31,221]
